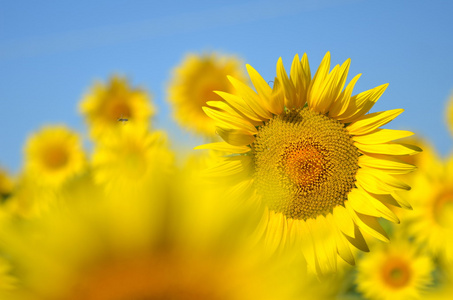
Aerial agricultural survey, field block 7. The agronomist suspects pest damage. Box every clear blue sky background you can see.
[1,0,452,173]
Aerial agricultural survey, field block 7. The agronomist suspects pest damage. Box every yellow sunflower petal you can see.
[264,211,287,254]
[332,205,355,238]
[227,76,273,119]
[350,211,390,243]
[194,142,250,154]
[246,64,272,100]
[202,107,257,134]
[202,155,252,177]
[316,64,340,113]
[205,100,263,127]
[347,189,382,218]
[338,83,389,123]
[355,142,422,156]
[215,127,256,146]
[290,54,303,92]
[250,206,270,246]
[214,91,264,123]
[342,217,369,252]
[300,53,311,91]
[356,168,410,194]
[267,78,285,115]
[276,57,298,108]
[296,221,317,269]
[352,129,414,144]
[323,59,351,114]
[358,154,417,174]
[289,54,307,107]
[366,192,409,210]
[333,226,355,265]
[320,215,339,273]
[306,216,337,274]
[307,52,331,111]
[329,73,362,118]
[391,191,413,210]
[205,100,245,119]
[333,59,351,100]
[347,109,404,135]
[357,189,400,224]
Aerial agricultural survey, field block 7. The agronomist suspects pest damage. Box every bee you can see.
[118,114,129,123]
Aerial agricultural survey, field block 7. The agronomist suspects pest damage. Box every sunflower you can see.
[355,236,434,300]
[79,75,155,138]
[91,124,174,192]
[197,52,420,274]
[0,159,314,300]
[168,53,248,138]
[405,149,453,262]
[23,126,86,187]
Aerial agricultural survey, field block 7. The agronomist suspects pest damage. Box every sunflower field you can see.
[1,50,452,300]
[1,1,453,298]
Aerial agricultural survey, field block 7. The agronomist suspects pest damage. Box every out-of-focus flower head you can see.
[79,75,155,139]
[91,123,174,192]
[355,235,434,300]
[197,52,420,274]
[0,158,322,300]
[23,125,86,187]
[405,149,453,262]
[168,52,248,138]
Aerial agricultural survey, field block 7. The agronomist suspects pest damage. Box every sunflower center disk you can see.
[43,146,69,170]
[381,257,412,288]
[252,108,359,220]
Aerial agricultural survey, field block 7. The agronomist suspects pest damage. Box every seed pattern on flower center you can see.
[252,107,359,220]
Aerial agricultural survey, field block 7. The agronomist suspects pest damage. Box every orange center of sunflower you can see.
[107,100,132,123]
[200,82,226,104]
[381,257,412,289]
[66,254,228,300]
[282,141,327,189]
[433,190,453,228]
[252,108,359,220]
[43,145,69,170]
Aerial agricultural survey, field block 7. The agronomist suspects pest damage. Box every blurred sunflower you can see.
[197,52,419,274]
[0,162,313,300]
[91,124,174,191]
[356,236,433,300]
[405,149,453,261]
[79,76,155,138]
[425,259,453,300]
[168,53,248,138]
[23,126,86,187]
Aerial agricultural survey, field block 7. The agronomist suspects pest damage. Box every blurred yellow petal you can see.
[194,142,250,153]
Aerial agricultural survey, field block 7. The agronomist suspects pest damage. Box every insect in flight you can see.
[118,114,129,123]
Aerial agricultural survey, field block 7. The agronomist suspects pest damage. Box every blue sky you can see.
[1,0,452,173]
